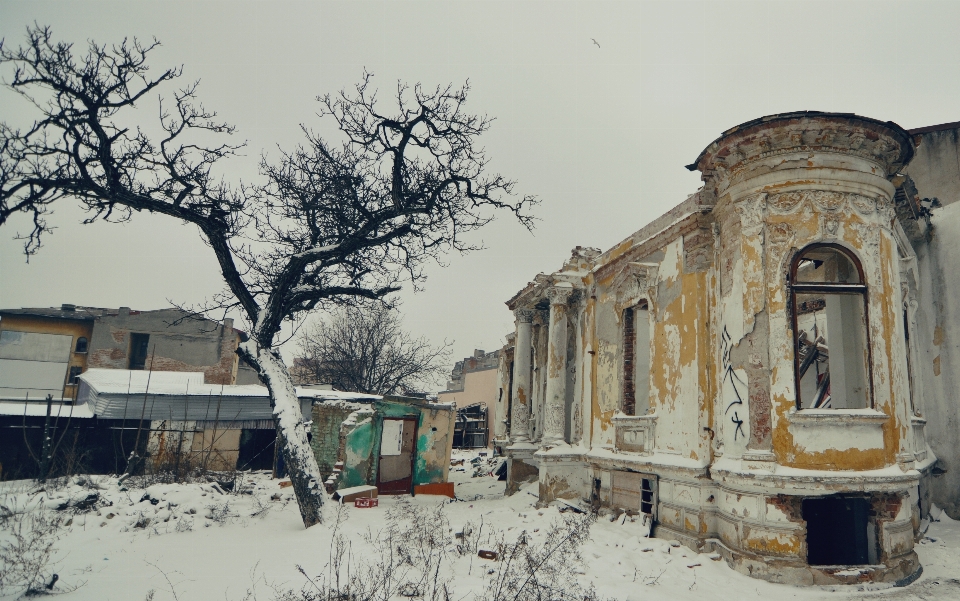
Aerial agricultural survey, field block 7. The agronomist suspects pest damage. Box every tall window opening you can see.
[129,333,150,370]
[622,302,651,416]
[623,307,635,414]
[791,245,870,410]
[75,337,88,353]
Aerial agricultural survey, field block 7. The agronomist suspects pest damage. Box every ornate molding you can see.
[699,121,910,178]
[545,285,574,306]
[765,190,885,216]
[734,192,767,231]
[515,308,535,323]
[613,414,657,455]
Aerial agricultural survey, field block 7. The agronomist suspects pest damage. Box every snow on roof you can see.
[0,400,95,418]
[78,369,269,397]
[78,369,386,403]
[295,388,381,402]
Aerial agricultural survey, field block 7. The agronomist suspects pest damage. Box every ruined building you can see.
[497,112,959,585]
[438,349,501,448]
[0,305,259,401]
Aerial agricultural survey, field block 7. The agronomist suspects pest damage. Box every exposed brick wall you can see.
[622,307,635,415]
[86,309,240,384]
[310,402,358,479]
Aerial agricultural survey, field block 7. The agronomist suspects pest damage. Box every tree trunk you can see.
[240,341,324,527]
[38,394,54,482]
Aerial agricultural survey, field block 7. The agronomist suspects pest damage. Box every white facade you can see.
[498,112,954,585]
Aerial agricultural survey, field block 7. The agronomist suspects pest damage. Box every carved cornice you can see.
[515,308,535,323]
[691,113,914,179]
[545,285,574,305]
[765,190,883,216]
[610,262,656,295]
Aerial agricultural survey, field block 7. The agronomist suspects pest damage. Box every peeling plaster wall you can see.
[338,399,454,490]
[914,201,960,517]
[590,294,620,448]
[503,113,939,585]
[340,415,376,488]
[87,309,241,385]
[758,192,905,471]
[647,238,711,462]
[494,346,513,442]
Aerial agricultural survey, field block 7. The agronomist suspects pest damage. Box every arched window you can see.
[75,337,88,353]
[790,244,871,410]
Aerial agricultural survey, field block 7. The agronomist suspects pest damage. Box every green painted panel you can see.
[340,417,376,488]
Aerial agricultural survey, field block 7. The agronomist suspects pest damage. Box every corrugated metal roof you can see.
[76,369,384,422]
[0,400,95,418]
[92,391,281,421]
[79,369,268,397]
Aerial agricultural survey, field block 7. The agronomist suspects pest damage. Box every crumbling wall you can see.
[647,237,712,462]
[414,405,455,485]
[310,401,362,479]
[339,413,376,488]
[88,308,240,385]
[914,201,960,517]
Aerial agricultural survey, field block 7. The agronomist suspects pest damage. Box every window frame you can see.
[622,300,650,416]
[75,336,88,353]
[789,243,873,411]
[622,306,636,415]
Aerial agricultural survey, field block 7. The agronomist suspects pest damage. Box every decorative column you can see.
[543,285,573,446]
[509,308,534,445]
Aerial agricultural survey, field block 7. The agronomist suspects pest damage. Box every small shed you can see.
[331,396,455,496]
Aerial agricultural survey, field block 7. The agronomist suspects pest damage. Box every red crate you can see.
[354,497,379,508]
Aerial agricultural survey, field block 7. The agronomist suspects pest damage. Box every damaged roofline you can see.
[908,121,960,136]
[685,110,914,172]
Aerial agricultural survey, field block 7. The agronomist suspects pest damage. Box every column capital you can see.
[545,285,574,306]
[515,308,535,323]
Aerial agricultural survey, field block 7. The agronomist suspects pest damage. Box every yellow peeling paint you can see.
[770,204,900,470]
[743,531,801,556]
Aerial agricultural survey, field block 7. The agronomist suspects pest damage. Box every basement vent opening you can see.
[803,496,876,566]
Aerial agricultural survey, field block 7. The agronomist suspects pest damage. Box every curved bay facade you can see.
[497,112,953,585]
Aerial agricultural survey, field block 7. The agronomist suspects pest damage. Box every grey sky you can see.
[2,0,958,388]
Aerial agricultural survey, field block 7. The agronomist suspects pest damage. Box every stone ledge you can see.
[788,408,889,425]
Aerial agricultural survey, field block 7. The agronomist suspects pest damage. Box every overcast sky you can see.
[2,0,958,389]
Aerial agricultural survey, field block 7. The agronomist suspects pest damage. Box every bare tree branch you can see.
[0,25,536,529]
[295,305,451,395]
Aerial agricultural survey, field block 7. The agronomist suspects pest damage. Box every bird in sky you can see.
[591,38,601,48]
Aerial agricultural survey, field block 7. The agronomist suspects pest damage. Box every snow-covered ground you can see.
[1,450,958,600]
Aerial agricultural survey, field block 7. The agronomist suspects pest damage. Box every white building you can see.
[497,112,958,585]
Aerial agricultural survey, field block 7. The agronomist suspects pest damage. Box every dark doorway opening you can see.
[129,333,150,370]
[237,429,276,471]
[803,496,872,565]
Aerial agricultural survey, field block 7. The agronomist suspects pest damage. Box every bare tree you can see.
[297,305,451,394]
[0,26,535,528]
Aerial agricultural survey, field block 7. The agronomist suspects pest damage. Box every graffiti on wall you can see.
[721,325,748,442]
